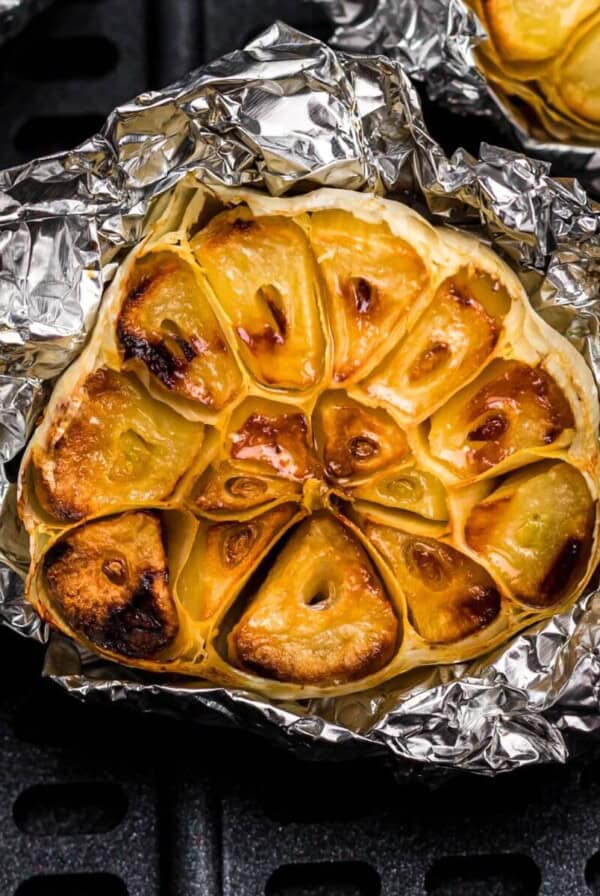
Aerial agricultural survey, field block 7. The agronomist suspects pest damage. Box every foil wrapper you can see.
[1,22,600,774]
[323,0,600,195]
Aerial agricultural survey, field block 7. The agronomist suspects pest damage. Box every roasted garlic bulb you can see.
[18,182,600,700]
[466,0,600,145]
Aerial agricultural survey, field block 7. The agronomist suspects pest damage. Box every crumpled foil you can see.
[1,21,600,775]
[321,0,600,195]
[0,0,53,44]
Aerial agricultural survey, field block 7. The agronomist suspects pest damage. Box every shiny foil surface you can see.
[1,22,600,773]
[323,0,600,194]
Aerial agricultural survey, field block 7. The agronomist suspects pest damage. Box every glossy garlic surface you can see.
[18,183,600,700]
[466,0,600,145]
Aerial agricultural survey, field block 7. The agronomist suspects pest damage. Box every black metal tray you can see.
[1,3,598,893]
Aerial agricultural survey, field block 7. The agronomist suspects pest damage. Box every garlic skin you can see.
[18,183,600,700]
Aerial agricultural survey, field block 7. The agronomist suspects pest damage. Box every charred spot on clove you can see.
[232,217,255,232]
[43,540,73,570]
[538,537,584,604]
[119,326,175,383]
[85,366,117,399]
[460,585,501,629]
[348,277,376,315]
[234,412,305,448]
[117,323,205,394]
[449,283,475,308]
[123,264,172,308]
[116,262,219,401]
[468,412,509,442]
[100,570,175,658]
[407,342,450,383]
[238,283,289,352]
[43,513,179,661]
[176,337,197,363]
[255,285,288,340]
[129,277,150,303]
[315,397,408,483]
[543,426,563,445]
[236,324,285,352]
[230,410,314,479]
[267,300,287,339]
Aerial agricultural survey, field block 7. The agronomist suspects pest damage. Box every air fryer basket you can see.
[2,3,600,895]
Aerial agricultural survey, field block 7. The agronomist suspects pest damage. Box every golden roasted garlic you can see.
[466,0,600,145]
[17,182,600,700]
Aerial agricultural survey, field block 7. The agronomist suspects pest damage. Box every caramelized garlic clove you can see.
[191,462,302,517]
[31,368,204,522]
[308,209,429,383]
[313,391,411,485]
[365,521,501,643]
[117,250,243,411]
[192,208,326,391]
[226,397,320,482]
[229,512,398,685]
[465,461,595,607]
[483,0,598,62]
[44,511,178,658]
[364,266,510,422]
[350,466,449,520]
[429,360,575,477]
[177,503,298,621]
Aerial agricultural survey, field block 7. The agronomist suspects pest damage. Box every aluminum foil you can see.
[1,21,600,775]
[321,0,600,195]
